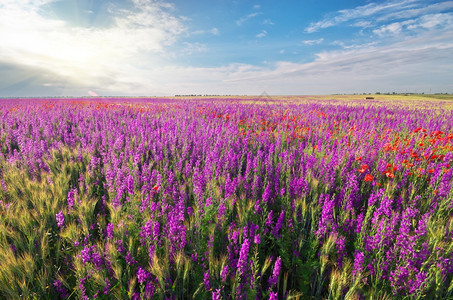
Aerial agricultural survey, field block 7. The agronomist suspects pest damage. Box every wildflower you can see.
[105,223,114,240]
[358,164,368,173]
[269,291,278,300]
[364,174,373,182]
[67,188,76,211]
[145,282,154,299]
[269,256,282,287]
[273,210,285,238]
[237,238,250,277]
[152,185,159,191]
[137,267,149,284]
[80,246,92,263]
[221,265,229,282]
[53,280,69,298]
[254,234,261,244]
[56,211,65,228]
[352,251,365,276]
[203,271,211,291]
[125,251,137,265]
[212,289,221,300]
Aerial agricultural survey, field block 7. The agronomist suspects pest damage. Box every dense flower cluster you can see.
[0,97,452,299]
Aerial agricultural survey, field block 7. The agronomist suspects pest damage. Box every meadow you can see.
[0,96,452,299]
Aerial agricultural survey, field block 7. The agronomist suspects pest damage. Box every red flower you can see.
[428,169,435,174]
[358,164,368,173]
[385,171,395,179]
[153,185,159,191]
[364,174,373,182]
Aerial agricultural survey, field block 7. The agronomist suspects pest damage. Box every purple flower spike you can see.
[56,211,64,228]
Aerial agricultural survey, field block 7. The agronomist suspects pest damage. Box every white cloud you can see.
[377,1,453,21]
[181,42,208,55]
[373,22,404,36]
[0,0,187,89]
[9,28,451,96]
[331,40,377,49]
[373,13,453,36]
[152,30,453,95]
[302,38,324,45]
[236,12,261,26]
[352,21,373,28]
[305,0,422,33]
[256,30,267,38]
[191,27,219,35]
[253,4,261,10]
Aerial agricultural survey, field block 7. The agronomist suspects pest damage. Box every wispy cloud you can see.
[180,42,208,55]
[236,12,261,26]
[305,0,423,33]
[191,27,219,36]
[302,38,324,45]
[373,13,453,36]
[262,19,274,25]
[377,1,453,21]
[256,30,267,38]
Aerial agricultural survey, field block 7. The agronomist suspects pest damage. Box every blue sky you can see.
[0,0,452,96]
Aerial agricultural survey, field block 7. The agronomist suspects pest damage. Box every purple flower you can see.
[56,211,64,228]
[269,256,281,287]
[273,210,285,238]
[103,278,111,295]
[352,251,365,277]
[145,282,154,299]
[137,266,149,284]
[218,201,226,222]
[254,234,261,245]
[221,265,229,282]
[105,223,114,240]
[125,251,137,265]
[53,279,69,298]
[80,246,92,263]
[67,188,76,211]
[203,271,211,291]
[269,291,278,300]
[237,238,250,277]
[212,288,221,300]
[126,174,134,194]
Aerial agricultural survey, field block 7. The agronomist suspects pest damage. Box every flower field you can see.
[0,96,452,299]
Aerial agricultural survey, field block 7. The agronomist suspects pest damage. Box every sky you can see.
[0,0,452,97]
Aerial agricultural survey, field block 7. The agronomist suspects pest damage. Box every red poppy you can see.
[428,169,434,174]
[364,174,373,182]
[385,171,395,179]
[153,185,159,191]
[358,164,368,173]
